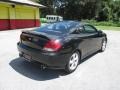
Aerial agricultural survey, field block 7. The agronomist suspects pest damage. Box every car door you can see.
[70,25,93,59]
[83,25,102,55]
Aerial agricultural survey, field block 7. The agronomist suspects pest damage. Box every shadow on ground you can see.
[9,58,66,81]
[9,51,99,81]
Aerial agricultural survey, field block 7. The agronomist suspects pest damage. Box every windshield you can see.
[36,21,78,34]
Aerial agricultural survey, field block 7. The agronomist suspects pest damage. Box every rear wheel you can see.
[100,39,107,52]
[65,51,80,73]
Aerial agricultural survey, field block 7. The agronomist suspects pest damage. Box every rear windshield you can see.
[36,21,78,34]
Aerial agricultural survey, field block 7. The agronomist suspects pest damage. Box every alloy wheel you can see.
[101,40,107,51]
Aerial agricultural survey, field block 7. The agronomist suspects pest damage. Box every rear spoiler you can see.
[22,31,50,40]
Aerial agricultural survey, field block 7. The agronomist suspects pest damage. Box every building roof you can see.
[0,0,46,8]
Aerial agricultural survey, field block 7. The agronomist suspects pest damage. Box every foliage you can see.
[82,20,120,27]
[38,0,120,23]
[97,0,120,21]
[40,18,47,23]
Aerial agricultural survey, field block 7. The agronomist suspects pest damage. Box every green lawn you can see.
[95,26,120,31]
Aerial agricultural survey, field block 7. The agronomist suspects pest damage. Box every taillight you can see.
[43,39,62,52]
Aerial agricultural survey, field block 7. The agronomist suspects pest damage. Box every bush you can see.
[82,19,120,27]
[40,18,47,23]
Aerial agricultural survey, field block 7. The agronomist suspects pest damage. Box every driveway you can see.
[0,29,120,90]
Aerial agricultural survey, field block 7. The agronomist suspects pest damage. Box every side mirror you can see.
[72,29,80,34]
[71,27,83,34]
[98,30,103,36]
[72,28,81,34]
[76,27,83,33]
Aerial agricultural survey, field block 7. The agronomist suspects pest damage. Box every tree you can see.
[96,0,120,21]
[37,0,120,21]
[58,0,100,20]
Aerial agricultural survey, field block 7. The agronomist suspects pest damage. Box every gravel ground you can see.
[0,29,120,90]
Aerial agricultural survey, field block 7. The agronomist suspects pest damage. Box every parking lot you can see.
[0,29,120,90]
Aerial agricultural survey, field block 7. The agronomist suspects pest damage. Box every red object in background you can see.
[35,19,40,27]
[0,19,10,30]
[15,19,35,29]
[10,19,16,29]
[0,19,40,30]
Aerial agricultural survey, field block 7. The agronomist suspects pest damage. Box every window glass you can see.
[70,25,84,34]
[84,25,96,33]
[36,21,78,34]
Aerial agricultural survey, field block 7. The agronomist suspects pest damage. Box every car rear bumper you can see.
[17,42,71,69]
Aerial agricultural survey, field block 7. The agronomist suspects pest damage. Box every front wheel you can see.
[65,51,80,73]
[100,39,107,52]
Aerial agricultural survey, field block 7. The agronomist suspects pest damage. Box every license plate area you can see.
[23,54,31,62]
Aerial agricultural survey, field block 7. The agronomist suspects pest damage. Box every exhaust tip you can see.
[40,64,46,70]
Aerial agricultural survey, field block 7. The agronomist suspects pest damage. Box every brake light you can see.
[43,39,62,52]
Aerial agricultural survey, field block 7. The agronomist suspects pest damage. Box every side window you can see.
[71,26,84,34]
[77,26,84,33]
[84,25,97,33]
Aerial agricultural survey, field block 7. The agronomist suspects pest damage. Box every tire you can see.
[100,39,107,52]
[65,51,80,73]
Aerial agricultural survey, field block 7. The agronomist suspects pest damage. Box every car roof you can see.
[55,20,89,26]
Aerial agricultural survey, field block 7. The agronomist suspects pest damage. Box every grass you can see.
[95,26,120,31]
[82,19,120,31]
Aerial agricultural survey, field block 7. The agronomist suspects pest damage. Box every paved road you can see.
[0,29,120,90]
